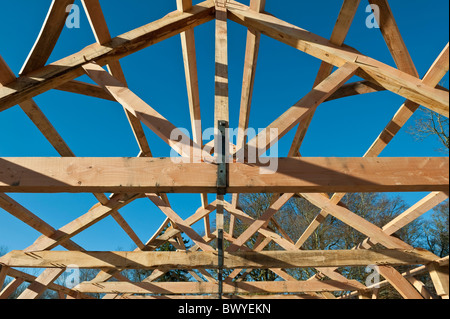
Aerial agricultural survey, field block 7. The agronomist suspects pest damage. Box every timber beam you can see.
[0,157,447,193]
[75,280,365,294]
[0,249,439,270]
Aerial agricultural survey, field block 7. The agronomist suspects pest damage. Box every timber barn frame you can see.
[0,0,449,300]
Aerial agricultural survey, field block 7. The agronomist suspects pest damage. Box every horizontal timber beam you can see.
[0,249,438,269]
[75,280,365,294]
[0,157,447,193]
[0,0,215,112]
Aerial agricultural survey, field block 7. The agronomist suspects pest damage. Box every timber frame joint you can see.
[215,0,229,8]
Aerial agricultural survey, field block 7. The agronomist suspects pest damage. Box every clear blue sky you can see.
[0,1,448,252]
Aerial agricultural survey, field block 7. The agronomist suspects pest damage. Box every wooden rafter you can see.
[86,200,218,286]
[0,277,25,299]
[241,63,359,157]
[0,193,84,252]
[81,0,152,157]
[235,0,265,151]
[1,55,110,208]
[368,0,419,78]
[295,44,450,251]
[0,55,75,157]
[83,62,206,160]
[298,193,433,299]
[25,193,140,252]
[54,80,115,101]
[12,193,139,299]
[17,268,66,299]
[226,3,449,116]
[177,0,203,147]
[359,191,449,248]
[111,211,146,251]
[227,193,294,252]
[1,267,93,299]
[0,0,448,300]
[177,0,210,219]
[366,43,449,156]
[147,193,215,252]
[0,0,216,112]
[340,261,441,298]
[222,201,369,289]
[289,0,361,157]
[300,193,419,250]
[300,192,449,299]
[20,0,75,75]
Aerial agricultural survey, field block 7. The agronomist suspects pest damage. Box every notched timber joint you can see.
[215,0,229,8]
[353,56,377,68]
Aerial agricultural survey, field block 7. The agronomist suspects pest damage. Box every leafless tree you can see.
[408,79,449,153]
[408,106,449,153]
[236,193,427,298]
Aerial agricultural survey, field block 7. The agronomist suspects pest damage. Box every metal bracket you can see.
[217,120,228,195]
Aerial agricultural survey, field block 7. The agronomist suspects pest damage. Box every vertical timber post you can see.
[215,0,229,300]
[217,120,228,300]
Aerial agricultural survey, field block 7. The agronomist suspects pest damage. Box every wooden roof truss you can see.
[0,0,448,299]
